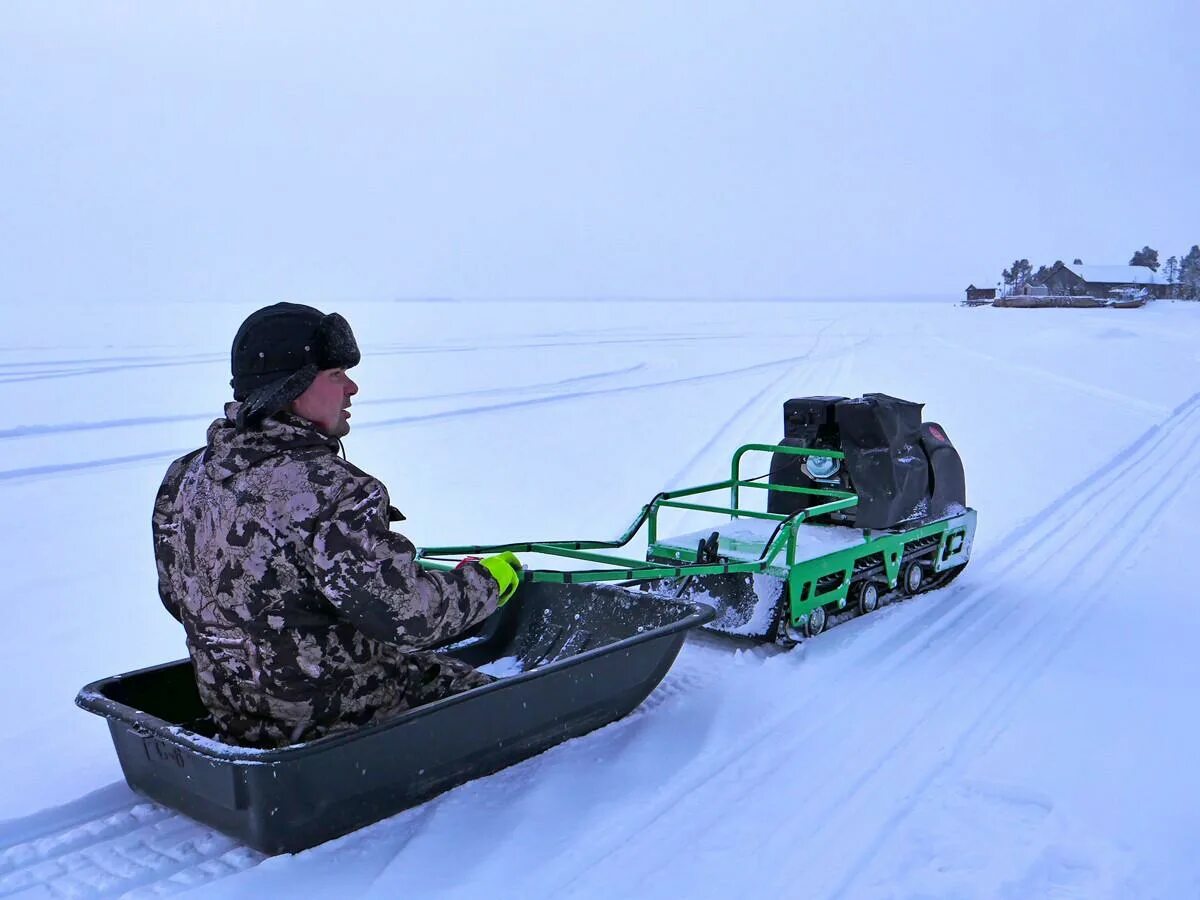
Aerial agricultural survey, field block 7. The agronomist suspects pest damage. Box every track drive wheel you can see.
[852,580,880,615]
[900,559,926,596]
[805,605,827,638]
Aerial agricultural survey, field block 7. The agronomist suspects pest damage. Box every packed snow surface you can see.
[2,298,1199,898]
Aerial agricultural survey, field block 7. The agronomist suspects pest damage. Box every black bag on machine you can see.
[767,394,966,530]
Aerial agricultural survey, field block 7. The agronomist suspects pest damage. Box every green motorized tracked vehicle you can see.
[421,394,976,645]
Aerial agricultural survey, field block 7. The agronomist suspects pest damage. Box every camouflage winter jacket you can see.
[152,403,500,747]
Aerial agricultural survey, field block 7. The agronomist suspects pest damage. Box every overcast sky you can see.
[1,1,1196,303]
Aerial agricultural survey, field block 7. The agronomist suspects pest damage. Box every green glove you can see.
[478,551,523,605]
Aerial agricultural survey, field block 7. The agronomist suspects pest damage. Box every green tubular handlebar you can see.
[729,442,847,512]
[418,442,859,585]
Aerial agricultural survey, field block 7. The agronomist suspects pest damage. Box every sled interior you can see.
[76,582,712,854]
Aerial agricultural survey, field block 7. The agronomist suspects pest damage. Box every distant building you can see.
[1035,263,1168,299]
[1022,284,1050,297]
[999,282,1049,298]
[964,284,996,304]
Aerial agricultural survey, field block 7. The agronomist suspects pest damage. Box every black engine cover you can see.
[919,421,967,518]
[766,394,966,530]
[836,394,929,529]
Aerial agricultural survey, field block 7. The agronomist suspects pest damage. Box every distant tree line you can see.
[998,245,1200,299]
[1159,246,1200,299]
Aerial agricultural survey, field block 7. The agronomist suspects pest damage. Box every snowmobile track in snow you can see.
[0,364,647,442]
[549,390,1200,898]
[810,389,1200,897]
[0,331,743,386]
[660,322,867,493]
[0,800,264,899]
[930,335,1172,417]
[0,352,825,483]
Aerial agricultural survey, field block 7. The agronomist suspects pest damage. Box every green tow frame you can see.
[418,444,976,631]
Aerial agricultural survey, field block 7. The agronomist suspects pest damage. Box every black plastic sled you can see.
[76,583,713,854]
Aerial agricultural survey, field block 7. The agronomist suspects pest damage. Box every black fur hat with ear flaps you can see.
[230,302,361,429]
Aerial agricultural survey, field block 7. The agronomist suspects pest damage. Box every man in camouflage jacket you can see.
[153,303,515,748]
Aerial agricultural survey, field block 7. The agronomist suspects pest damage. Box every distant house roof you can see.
[1064,264,1160,285]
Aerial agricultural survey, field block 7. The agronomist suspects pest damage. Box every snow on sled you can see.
[76,583,712,855]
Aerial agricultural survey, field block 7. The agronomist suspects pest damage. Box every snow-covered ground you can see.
[2,298,1198,898]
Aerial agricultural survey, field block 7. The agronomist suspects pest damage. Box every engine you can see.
[766,394,966,530]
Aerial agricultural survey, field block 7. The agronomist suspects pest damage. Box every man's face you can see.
[291,368,358,437]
